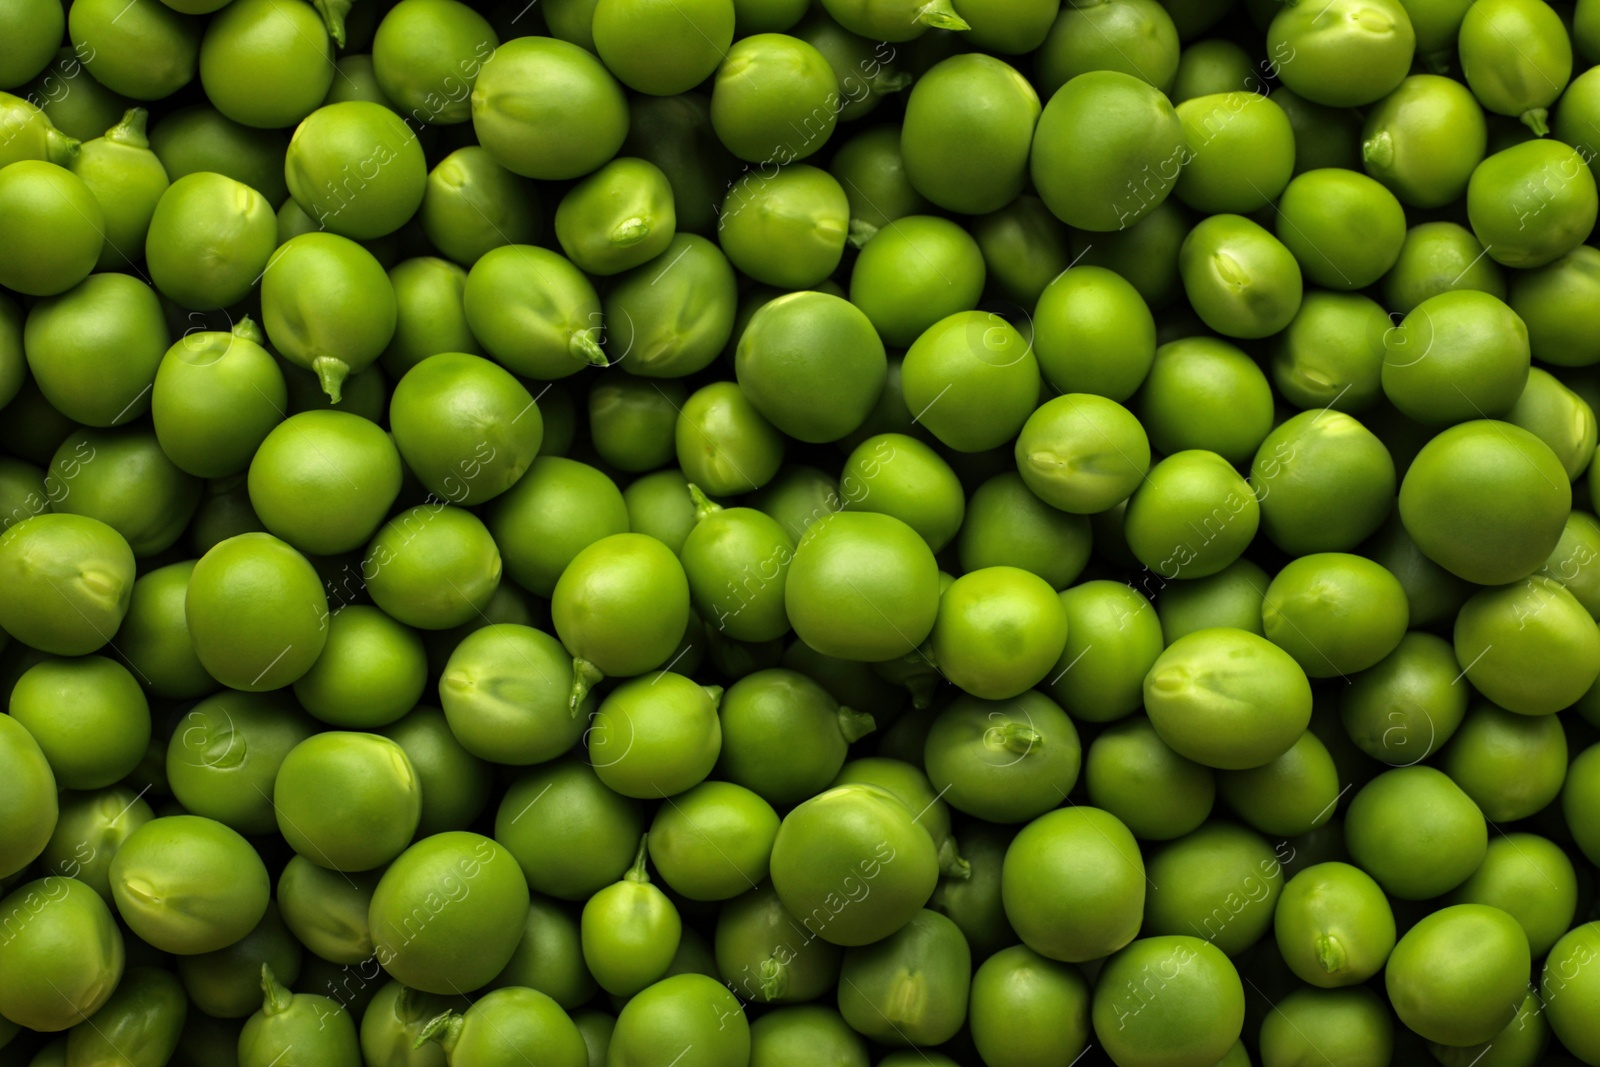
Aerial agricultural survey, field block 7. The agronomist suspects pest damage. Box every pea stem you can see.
[233,316,265,345]
[313,0,354,46]
[937,837,971,880]
[916,0,970,31]
[611,217,651,248]
[104,108,150,149]
[624,833,651,883]
[45,126,79,167]
[838,706,877,743]
[569,330,610,368]
[569,657,604,714]
[258,964,294,1017]
[848,219,879,249]
[312,355,350,404]
[412,1009,463,1052]
[1521,108,1550,137]
[687,483,722,522]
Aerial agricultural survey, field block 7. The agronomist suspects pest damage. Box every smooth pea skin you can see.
[1031,70,1186,231]
[1015,394,1149,514]
[715,884,843,1005]
[1262,554,1409,677]
[495,761,645,901]
[1271,292,1388,414]
[285,101,427,240]
[649,781,778,901]
[1031,265,1157,402]
[581,837,682,996]
[1003,807,1144,963]
[199,0,335,129]
[736,292,887,444]
[1345,766,1486,899]
[471,36,628,180]
[1511,247,1600,367]
[784,511,940,662]
[1468,139,1598,269]
[1267,0,1414,106]
[1142,823,1284,958]
[46,428,200,557]
[382,256,481,376]
[185,532,329,691]
[1179,213,1303,337]
[110,815,270,954]
[718,166,849,290]
[440,624,588,764]
[1259,987,1393,1067]
[238,968,361,1067]
[1124,450,1260,579]
[608,974,750,1067]
[1459,0,1572,134]
[420,147,542,269]
[1036,0,1179,97]
[555,157,675,276]
[466,244,606,378]
[849,216,984,348]
[682,488,795,642]
[1093,936,1244,1066]
[371,0,498,123]
[1174,92,1295,213]
[1454,578,1600,715]
[1449,832,1577,957]
[248,410,401,555]
[487,457,627,596]
[0,877,123,1031]
[589,672,723,799]
[363,505,503,630]
[716,668,875,807]
[1543,923,1600,1063]
[152,321,287,479]
[24,272,167,427]
[968,945,1090,1067]
[66,966,186,1067]
[69,108,170,272]
[261,232,397,403]
[901,311,1039,452]
[274,732,421,872]
[1384,222,1507,315]
[166,691,314,835]
[837,909,970,1047]
[1339,632,1468,766]
[1277,168,1407,291]
[1386,904,1530,1046]
[1275,861,1395,988]
[594,0,732,95]
[1086,715,1214,841]
[389,352,541,506]
[901,54,1039,215]
[69,0,200,100]
[959,473,1093,592]
[1362,74,1487,208]
[710,34,837,164]
[1399,419,1570,585]
[277,856,379,967]
[930,567,1069,700]
[10,655,149,790]
[923,691,1081,824]
[769,784,940,947]
[0,714,56,878]
[841,434,965,553]
[1136,337,1275,465]
[608,234,738,379]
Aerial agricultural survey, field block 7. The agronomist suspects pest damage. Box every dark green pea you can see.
[1069,200,1187,312]
[390,351,541,505]
[1554,63,1600,175]
[0,293,20,412]
[1540,509,1600,617]
[589,379,682,472]
[1274,861,1394,988]
[420,146,541,267]
[1137,337,1273,464]
[622,94,735,237]
[1455,577,1600,715]
[589,672,722,799]
[39,785,153,899]
[69,0,199,100]
[900,54,1038,215]
[624,469,697,554]
[1044,582,1160,723]
[1460,0,1571,134]
[1085,716,1214,841]
[199,0,335,129]
[0,0,63,87]
[1144,823,1283,956]
[1124,451,1259,579]
[292,605,426,729]
[0,514,136,657]
[1003,807,1144,963]
[736,291,886,444]
[1030,70,1185,232]
[1251,409,1396,556]
[1168,38,1255,103]
[608,974,750,1067]
[110,815,270,954]
[148,106,288,207]
[1568,743,1600,867]
[540,0,599,50]
[1260,987,1393,1067]
[968,946,1089,1067]
[836,909,969,1047]
[67,108,168,272]
[1449,833,1576,960]
[1217,729,1340,839]
[817,0,966,38]
[488,896,595,1008]
[463,244,605,379]
[1382,221,1507,316]
[1345,766,1486,899]
[594,0,730,95]
[901,311,1038,452]
[0,455,48,535]
[45,427,200,558]
[828,125,928,248]
[364,503,503,629]
[1271,291,1388,413]
[470,36,627,179]
[277,857,379,966]
[555,158,676,277]
[837,434,960,553]
[1268,0,1414,106]
[380,706,491,837]
[1036,0,1179,98]
[1509,246,1600,367]
[1403,0,1471,68]
[382,257,482,378]
[488,457,626,596]
[964,197,1067,307]
[238,967,360,1067]
[1263,553,1409,677]
[1277,168,1407,291]
[323,54,393,109]
[792,12,913,123]
[746,1006,865,1067]
[371,0,497,124]
[261,232,396,402]
[1174,91,1295,213]
[1360,516,1470,634]
[715,884,842,1004]
[1441,702,1567,828]
[753,468,842,551]
[1178,213,1302,337]
[1271,87,1362,174]
[64,966,185,1067]
[680,486,795,642]
[177,905,300,1019]
[709,34,836,164]
[924,691,1079,824]
[25,272,168,428]
[604,236,737,381]
[1362,74,1485,208]
[1468,138,1598,269]
[1387,904,1529,1046]
[151,319,286,479]
[955,471,1090,591]
[28,50,130,144]
[166,690,310,829]
[1339,632,1467,766]
[495,760,644,901]
[717,165,848,289]
[247,410,401,555]
[357,981,460,1067]
[0,877,123,1032]
[920,821,1010,961]
[715,668,873,807]
[1506,366,1596,480]
[10,655,149,790]
[185,476,263,558]
[675,381,786,496]
[572,1011,613,1067]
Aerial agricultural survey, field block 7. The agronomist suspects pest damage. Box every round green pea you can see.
[1003,807,1144,963]
[1338,632,1467,766]
[1448,831,1575,960]
[1031,265,1157,401]
[390,351,542,505]
[487,457,627,596]
[589,672,723,799]
[717,165,848,290]
[440,623,589,764]
[260,232,397,403]
[924,691,1080,824]
[69,0,199,100]
[1510,246,1600,367]
[784,511,938,662]
[608,234,739,379]
[45,428,200,557]
[1459,0,1572,134]
[1124,450,1260,579]
[1138,336,1275,464]
[371,0,498,123]
[1091,936,1244,1067]
[247,410,402,555]
[152,321,287,479]
[1361,74,1486,208]
[110,815,270,954]
[1382,221,1506,316]
[1035,0,1179,97]
[166,691,314,835]
[736,291,887,444]
[0,162,104,297]
[0,877,123,1031]
[1175,91,1295,213]
[0,513,135,657]
[595,0,731,95]
[930,567,1068,700]
[1179,213,1303,337]
[1262,554,1409,678]
[1086,716,1214,841]
[1271,291,1389,413]
[837,908,970,1047]
[709,34,836,164]
[1386,903,1529,1046]
[1467,138,1598,269]
[470,36,628,180]
[555,157,676,277]
[901,53,1039,215]
[363,504,502,630]
[1267,0,1414,106]
[1276,168,1407,291]
[675,381,786,496]
[1344,766,1486,899]
[1275,861,1395,988]
[1454,577,1600,715]
[199,0,335,129]
[958,472,1093,591]
[10,655,148,791]
[553,532,691,700]
[608,974,750,1067]
[649,781,779,901]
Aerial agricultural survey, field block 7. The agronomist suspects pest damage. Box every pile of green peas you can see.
[5,0,1600,1062]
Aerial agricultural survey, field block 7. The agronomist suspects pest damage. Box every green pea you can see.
[390,352,541,505]
[0,161,103,297]
[679,487,794,642]
[1178,213,1303,337]
[674,381,785,496]
[954,200,1063,311]
[1362,75,1485,208]
[277,857,379,967]
[587,671,720,799]
[0,0,62,86]
[1430,990,1549,1067]
[600,241,734,383]
[1544,924,1600,1067]
[1036,0,1178,98]
[10,655,148,791]
[593,0,731,96]
[713,668,871,807]
[261,232,396,402]
[470,36,627,180]
[1272,87,1363,174]
[744,1005,865,1067]
[238,966,360,1067]
[0,714,57,880]
[1175,92,1295,214]
[1508,246,1600,368]
[645,781,778,903]
[1386,903,1530,1046]
[324,54,392,109]
[1455,577,1600,715]
[623,469,697,554]
[1382,221,1506,315]
[1003,807,1144,963]
[1260,987,1393,1067]
[1268,0,1414,106]
[1468,138,1598,270]
[1450,832,1577,968]
[294,606,425,728]
[39,784,153,901]
[843,217,982,349]
[927,567,1066,700]
[1278,168,1408,291]
[735,291,886,445]
[371,0,497,123]
[1540,509,1600,617]
[608,974,750,1067]
[69,0,199,100]
[0,514,135,656]
[1124,450,1259,579]
[899,54,1039,216]
[784,511,938,661]
[1460,0,1572,134]
[1398,419,1570,585]
[284,101,426,240]
[187,476,265,557]
[420,146,542,267]
[66,108,167,272]
[363,504,502,630]
[178,904,302,1019]
[923,691,1079,825]
[0,877,123,1032]
[708,34,836,164]
[463,244,605,379]
[1046,579,1160,720]
[438,623,588,765]
[1034,267,1156,402]
[487,457,626,597]
[1338,632,1467,766]
[1141,337,1275,464]
[573,835,682,998]
[381,257,482,378]
[358,981,461,1067]
[45,427,200,557]
[199,0,336,129]
[620,94,735,238]
[1169,38,1256,103]
[1142,823,1283,958]
[588,379,683,473]
[247,410,402,555]
[151,319,285,480]
[110,814,270,954]
[1362,513,1474,631]
[1273,861,1395,989]
[1345,765,1486,899]
[835,434,960,553]
[554,158,676,278]
[494,760,644,900]
[956,472,1091,591]
[1217,729,1341,838]
[1085,716,1215,841]
[422,987,586,1067]
[901,311,1039,452]
[27,51,130,144]
[836,909,970,1047]
[1271,291,1388,413]
[1030,70,1186,232]
[714,884,842,1004]
[1506,367,1597,480]
[793,12,911,122]
[1093,936,1244,1065]
[540,0,599,49]
[381,706,491,837]
[1261,553,1409,678]
[828,125,928,247]
[273,732,420,872]
[717,165,848,290]
[148,105,289,207]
